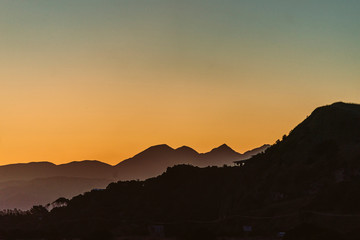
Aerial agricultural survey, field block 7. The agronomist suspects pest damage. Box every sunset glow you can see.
[1,1,359,165]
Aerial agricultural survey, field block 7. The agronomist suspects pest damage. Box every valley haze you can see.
[0,144,269,210]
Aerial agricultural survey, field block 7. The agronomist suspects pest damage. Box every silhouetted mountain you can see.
[114,144,194,180]
[257,102,360,168]
[175,145,199,155]
[203,144,241,158]
[0,102,357,239]
[236,102,360,214]
[0,162,57,182]
[0,144,268,210]
[114,143,267,180]
[0,144,264,183]
[0,160,115,182]
[247,102,360,171]
[57,160,117,179]
[195,144,242,167]
[114,144,211,180]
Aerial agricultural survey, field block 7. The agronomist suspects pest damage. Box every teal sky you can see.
[0,0,360,164]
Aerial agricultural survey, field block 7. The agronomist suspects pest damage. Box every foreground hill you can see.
[243,102,360,209]
[0,144,268,210]
[1,102,359,239]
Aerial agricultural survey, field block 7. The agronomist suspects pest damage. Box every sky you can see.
[0,0,359,165]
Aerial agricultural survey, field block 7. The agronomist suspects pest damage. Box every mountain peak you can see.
[260,101,360,167]
[145,144,173,151]
[313,102,360,115]
[330,101,358,107]
[175,146,198,154]
[215,143,232,150]
[175,145,196,152]
[129,144,174,160]
[218,143,231,149]
[208,144,239,155]
[295,102,360,136]
[61,160,112,167]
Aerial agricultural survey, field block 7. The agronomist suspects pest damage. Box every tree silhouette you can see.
[52,197,70,208]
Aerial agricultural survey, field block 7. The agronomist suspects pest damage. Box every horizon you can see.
[1,1,360,165]
[0,142,269,166]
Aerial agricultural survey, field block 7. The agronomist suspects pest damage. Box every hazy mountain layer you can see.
[0,144,269,210]
[0,177,111,210]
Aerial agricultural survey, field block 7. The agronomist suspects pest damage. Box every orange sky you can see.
[1,1,360,165]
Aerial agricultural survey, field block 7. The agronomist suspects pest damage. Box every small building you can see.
[234,159,249,167]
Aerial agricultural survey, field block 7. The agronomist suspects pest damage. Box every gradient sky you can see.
[1,0,359,165]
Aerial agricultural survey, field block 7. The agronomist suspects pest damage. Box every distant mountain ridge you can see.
[0,143,269,209]
[0,144,268,182]
[0,160,115,182]
[111,143,270,180]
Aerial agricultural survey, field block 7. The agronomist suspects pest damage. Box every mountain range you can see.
[0,144,269,210]
[1,102,358,239]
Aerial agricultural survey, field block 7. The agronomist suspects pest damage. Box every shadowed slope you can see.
[242,102,360,211]
[241,144,270,159]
